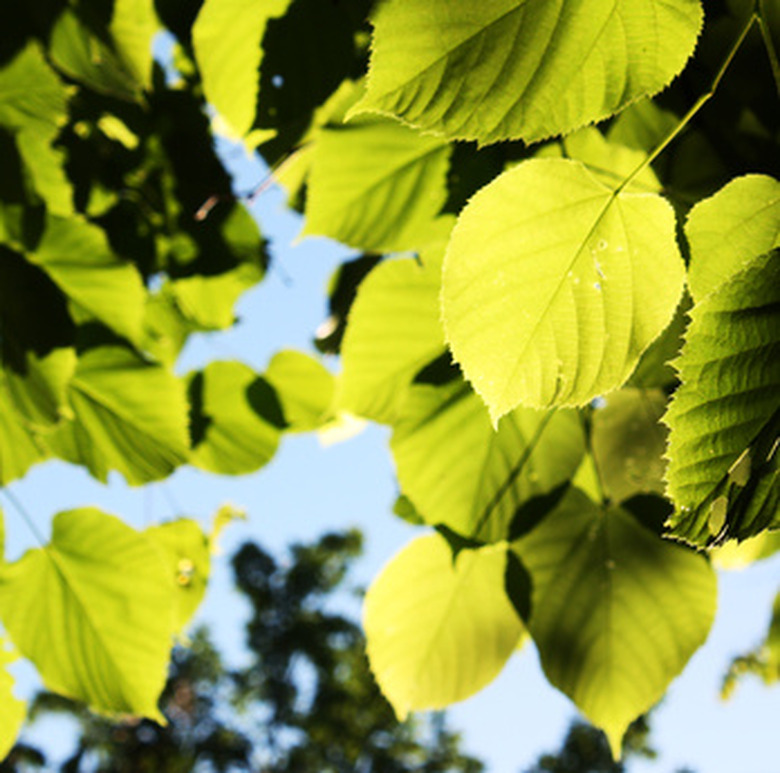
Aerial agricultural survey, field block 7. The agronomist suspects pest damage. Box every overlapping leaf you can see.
[664,250,780,546]
[338,255,446,423]
[391,379,584,542]
[511,487,716,756]
[352,0,703,144]
[590,388,668,503]
[303,119,451,253]
[264,350,335,432]
[193,0,292,137]
[364,534,524,718]
[0,508,174,719]
[188,361,283,475]
[27,215,147,345]
[0,377,50,485]
[442,158,685,420]
[685,174,780,302]
[48,346,190,485]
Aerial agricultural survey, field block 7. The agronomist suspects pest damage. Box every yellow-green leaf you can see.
[0,508,174,720]
[352,0,703,144]
[442,158,684,420]
[364,534,524,718]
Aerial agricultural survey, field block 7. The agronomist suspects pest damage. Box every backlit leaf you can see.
[391,378,584,542]
[352,0,702,144]
[188,361,283,475]
[193,0,293,137]
[49,346,190,485]
[364,534,524,718]
[0,638,25,761]
[145,519,210,635]
[0,508,174,720]
[303,118,451,253]
[590,388,668,503]
[0,376,50,485]
[511,487,716,756]
[338,256,445,423]
[664,250,780,546]
[264,350,335,432]
[442,158,685,420]
[27,215,146,344]
[685,174,780,302]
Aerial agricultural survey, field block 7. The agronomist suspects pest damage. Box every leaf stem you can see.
[1,488,47,548]
[617,11,758,194]
[757,2,780,95]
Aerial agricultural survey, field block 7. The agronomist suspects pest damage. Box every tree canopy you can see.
[0,0,778,763]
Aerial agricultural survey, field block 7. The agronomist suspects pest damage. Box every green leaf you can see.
[192,0,293,137]
[364,534,524,718]
[0,376,50,485]
[590,388,668,504]
[712,530,780,570]
[144,519,210,635]
[664,250,780,546]
[188,361,283,475]
[0,508,174,720]
[338,256,446,423]
[302,119,451,253]
[0,42,72,215]
[264,350,335,432]
[352,0,703,144]
[442,158,685,420]
[511,487,716,756]
[27,215,147,344]
[109,0,158,91]
[685,174,780,302]
[0,638,25,762]
[49,9,144,100]
[49,346,190,485]
[391,378,584,542]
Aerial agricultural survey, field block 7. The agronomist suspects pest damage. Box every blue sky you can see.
[4,133,779,773]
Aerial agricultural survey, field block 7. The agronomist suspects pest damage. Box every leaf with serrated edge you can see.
[0,508,174,720]
[685,174,780,302]
[442,158,684,420]
[351,0,702,145]
[391,378,584,542]
[511,487,716,756]
[664,250,780,546]
[364,534,523,718]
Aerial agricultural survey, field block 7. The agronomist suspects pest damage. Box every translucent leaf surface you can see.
[145,519,210,635]
[264,350,335,432]
[364,534,523,718]
[0,377,49,485]
[442,158,685,420]
[109,0,158,90]
[664,251,780,546]
[0,639,25,761]
[511,487,716,756]
[391,379,584,542]
[27,215,146,344]
[339,256,445,423]
[193,0,292,136]
[303,119,451,253]
[685,174,780,302]
[590,388,668,503]
[188,361,282,475]
[49,347,190,485]
[0,508,174,719]
[353,0,703,144]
